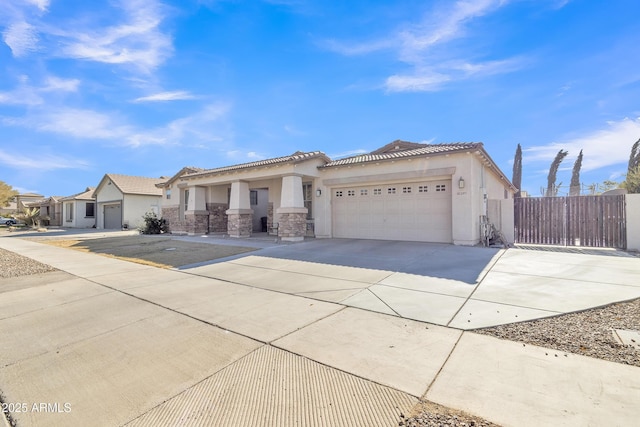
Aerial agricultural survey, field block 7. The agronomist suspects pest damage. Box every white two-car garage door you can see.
[332,180,452,243]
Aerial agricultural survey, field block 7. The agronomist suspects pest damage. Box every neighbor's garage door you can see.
[332,180,452,243]
[104,203,122,229]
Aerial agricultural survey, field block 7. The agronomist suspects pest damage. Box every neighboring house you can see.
[1,193,45,215]
[93,174,164,230]
[60,187,97,228]
[159,140,516,245]
[24,196,63,226]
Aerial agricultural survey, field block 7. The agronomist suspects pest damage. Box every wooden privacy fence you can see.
[514,195,626,249]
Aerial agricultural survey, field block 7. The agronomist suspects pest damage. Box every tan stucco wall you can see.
[121,194,161,229]
[626,194,640,251]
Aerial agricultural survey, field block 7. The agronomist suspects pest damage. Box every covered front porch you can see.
[160,152,327,242]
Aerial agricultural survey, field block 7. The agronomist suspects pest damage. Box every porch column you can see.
[276,175,307,242]
[226,181,253,237]
[185,186,209,235]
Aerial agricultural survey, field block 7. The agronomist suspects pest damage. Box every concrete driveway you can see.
[1,234,639,426]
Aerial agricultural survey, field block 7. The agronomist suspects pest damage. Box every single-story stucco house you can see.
[93,174,164,230]
[60,187,96,228]
[159,140,516,245]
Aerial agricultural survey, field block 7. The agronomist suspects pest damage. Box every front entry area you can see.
[332,180,452,243]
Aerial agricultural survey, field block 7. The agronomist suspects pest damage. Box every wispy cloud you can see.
[524,117,640,172]
[323,0,524,92]
[0,75,80,105]
[2,107,132,139]
[1,0,173,72]
[41,76,81,92]
[132,91,196,103]
[2,101,233,148]
[2,20,39,56]
[0,151,89,171]
[56,0,172,72]
[25,0,50,12]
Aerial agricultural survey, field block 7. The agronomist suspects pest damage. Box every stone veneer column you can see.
[276,175,307,242]
[185,186,209,235]
[185,211,209,235]
[226,181,253,238]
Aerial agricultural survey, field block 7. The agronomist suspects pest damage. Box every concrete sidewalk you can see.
[1,236,639,426]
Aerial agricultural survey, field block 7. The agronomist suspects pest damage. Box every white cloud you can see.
[0,151,89,171]
[524,117,640,172]
[386,70,451,92]
[2,107,132,139]
[132,91,196,103]
[66,1,171,71]
[324,0,523,92]
[25,0,50,12]
[41,76,81,92]
[126,102,233,147]
[0,75,80,105]
[2,101,233,148]
[2,20,39,56]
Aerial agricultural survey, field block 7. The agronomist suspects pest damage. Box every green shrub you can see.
[139,212,169,234]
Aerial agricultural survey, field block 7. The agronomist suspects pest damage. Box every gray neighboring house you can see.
[93,174,164,230]
[61,187,97,228]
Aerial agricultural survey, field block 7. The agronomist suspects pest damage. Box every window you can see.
[347,190,355,196]
[166,189,171,200]
[335,190,343,197]
[436,184,446,192]
[402,186,412,194]
[250,190,258,206]
[303,183,313,220]
[387,187,396,194]
[360,189,368,196]
[181,189,189,219]
[66,202,73,221]
[418,185,428,193]
[373,188,382,195]
[85,202,95,218]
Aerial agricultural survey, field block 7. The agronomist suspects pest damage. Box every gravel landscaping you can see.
[0,247,57,278]
[476,297,640,367]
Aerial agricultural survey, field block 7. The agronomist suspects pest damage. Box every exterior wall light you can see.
[458,177,465,189]
[316,189,322,197]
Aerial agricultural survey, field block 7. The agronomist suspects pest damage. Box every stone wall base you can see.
[277,210,307,242]
[227,210,253,237]
[207,202,228,232]
[185,210,209,235]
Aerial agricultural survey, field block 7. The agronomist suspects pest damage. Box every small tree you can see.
[546,149,568,196]
[622,167,640,193]
[0,180,18,208]
[512,144,522,198]
[139,211,169,234]
[569,149,583,196]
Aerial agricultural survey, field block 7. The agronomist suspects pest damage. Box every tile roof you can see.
[103,174,164,196]
[61,187,96,201]
[321,142,482,167]
[183,151,330,178]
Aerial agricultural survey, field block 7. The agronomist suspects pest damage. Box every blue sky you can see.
[1,0,639,198]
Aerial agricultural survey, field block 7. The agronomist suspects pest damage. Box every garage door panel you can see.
[332,180,452,243]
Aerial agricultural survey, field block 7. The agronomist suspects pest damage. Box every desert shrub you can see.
[139,212,169,234]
